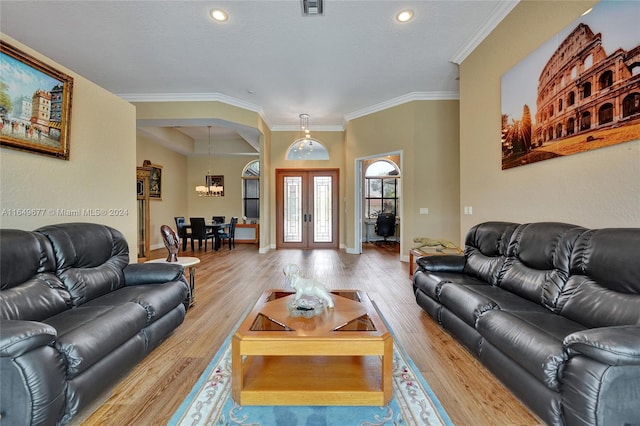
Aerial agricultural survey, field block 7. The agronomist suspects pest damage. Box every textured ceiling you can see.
[1,0,518,148]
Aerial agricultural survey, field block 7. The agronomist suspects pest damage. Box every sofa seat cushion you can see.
[438,284,549,327]
[462,285,551,313]
[438,283,498,327]
[83,282,189,324]
[413,271,486,300]
[477,310,586,391]
[44,303,148,378]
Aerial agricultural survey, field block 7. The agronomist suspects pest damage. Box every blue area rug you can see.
[169,330,453,426]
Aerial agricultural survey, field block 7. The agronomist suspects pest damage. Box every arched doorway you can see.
[353,152,402,254]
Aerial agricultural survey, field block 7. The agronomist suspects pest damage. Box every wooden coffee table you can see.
[232,289,393,406]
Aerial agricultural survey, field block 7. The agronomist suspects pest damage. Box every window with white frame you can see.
[242,160,260,219]
[365,160,400,218]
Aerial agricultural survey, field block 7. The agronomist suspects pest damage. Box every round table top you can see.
[146,256,201,267]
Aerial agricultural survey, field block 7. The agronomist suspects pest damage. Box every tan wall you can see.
[459,0,640,234]
[187,154,258,224]
[0,34,138,261]
[413,101,461,244]
[136,132,188,249]
[257,118,271,252]
[345,100,461,255]
[135,101,258,129]
[132,100,267,247]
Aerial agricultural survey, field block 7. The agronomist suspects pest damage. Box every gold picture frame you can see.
[206,175,224,197]
[0,40,73,160]
[142,160,163,200]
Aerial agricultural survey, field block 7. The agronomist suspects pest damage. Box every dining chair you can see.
[218,217,238,250]
[189,217,215,251]
[174,216,191,251]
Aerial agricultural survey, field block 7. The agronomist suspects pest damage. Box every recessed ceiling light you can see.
[396,10,413,23]
[581,7,593,16]
[210,8,228,22]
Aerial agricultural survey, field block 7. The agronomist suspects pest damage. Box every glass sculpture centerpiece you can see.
[287,296,326,318]
[283,263,334,318]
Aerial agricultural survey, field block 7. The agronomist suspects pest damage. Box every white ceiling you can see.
[0,0,518,150]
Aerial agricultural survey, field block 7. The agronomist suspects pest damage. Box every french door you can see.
[276,169,339,249]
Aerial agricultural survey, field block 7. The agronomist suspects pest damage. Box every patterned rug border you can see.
[170,303,453,426]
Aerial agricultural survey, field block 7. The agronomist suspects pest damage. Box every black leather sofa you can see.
[413,222,640,426]
[0,223,190,425]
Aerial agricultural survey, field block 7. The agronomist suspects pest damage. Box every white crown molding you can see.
[120,91,276,131]
[449,0,520,65]
[118,91,270,119]
[118,92,260,111]
[271,124,345,132]
[120,91,460,131]
[343,91,459,123]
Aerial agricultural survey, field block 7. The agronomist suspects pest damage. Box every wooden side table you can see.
[146,256,201,307]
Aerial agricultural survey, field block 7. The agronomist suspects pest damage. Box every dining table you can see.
[181,222,230,251]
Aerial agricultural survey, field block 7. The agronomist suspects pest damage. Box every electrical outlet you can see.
[419,208,429,215]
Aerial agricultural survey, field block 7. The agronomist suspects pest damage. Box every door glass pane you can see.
[313,176,332,242]
[284,176,302,242]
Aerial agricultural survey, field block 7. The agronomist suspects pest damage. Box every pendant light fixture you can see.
[195,126,223,197]
[285,113,330,160]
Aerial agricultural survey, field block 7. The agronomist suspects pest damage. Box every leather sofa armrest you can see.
[123,263,185,286]
[0,319,57,358]
[564,326,640,366]
[416,254,466,272]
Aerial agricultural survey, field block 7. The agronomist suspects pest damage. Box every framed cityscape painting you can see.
[0,40,74,160]
[501,1,640,169]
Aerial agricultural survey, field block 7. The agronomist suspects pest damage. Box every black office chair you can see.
[174,216,191,251]
[189,217,215,251]
[374,213,396,244]
[211,216,225,224]
[218,217,238,250]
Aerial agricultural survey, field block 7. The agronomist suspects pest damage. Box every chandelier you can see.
[298,113,312,149]
[195,126,223,197]
[293,113,314,154]
[286,113,329,160]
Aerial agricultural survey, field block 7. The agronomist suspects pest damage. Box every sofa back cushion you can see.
[463,221,519,285]
[0,229,71,321]
[36,223,129,306]
[557,228,640,327]
[499,222,585,311]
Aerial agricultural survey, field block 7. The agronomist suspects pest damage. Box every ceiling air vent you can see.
[302,0,323,16]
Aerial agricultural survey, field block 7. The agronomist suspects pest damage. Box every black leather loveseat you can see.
[0,223,190,425]
[413,222,640,426]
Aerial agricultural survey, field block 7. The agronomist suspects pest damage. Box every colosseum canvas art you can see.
[501,0,640,170]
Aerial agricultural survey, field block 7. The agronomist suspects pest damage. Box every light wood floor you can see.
[77,243,542,425]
